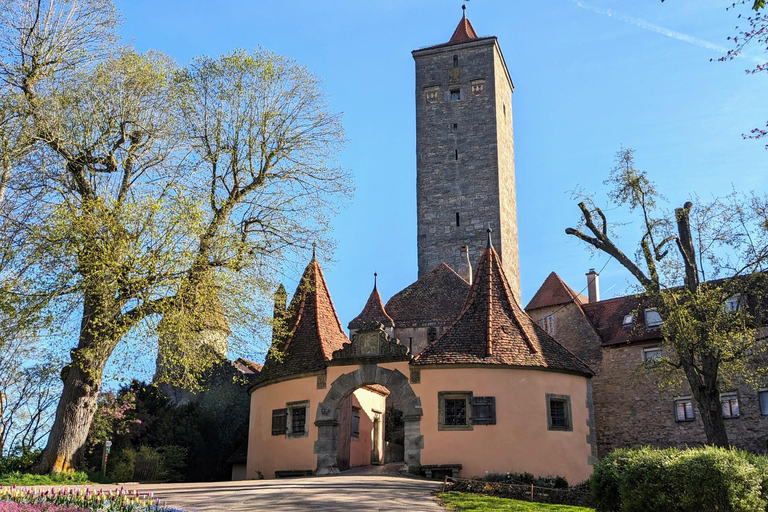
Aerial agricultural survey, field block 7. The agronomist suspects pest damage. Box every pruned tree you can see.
[0,0,350,473]
[567,148,768,447]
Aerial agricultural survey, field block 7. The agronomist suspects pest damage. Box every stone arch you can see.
[314,364,423,475]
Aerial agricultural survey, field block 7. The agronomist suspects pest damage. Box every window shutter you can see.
[351,409,360,438]
[471,396,496,425]
[272,408,287,435]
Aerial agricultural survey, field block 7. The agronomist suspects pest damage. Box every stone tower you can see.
[412,8,520,301]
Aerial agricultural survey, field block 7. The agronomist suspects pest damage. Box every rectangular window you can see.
[546,394,572,431]
[725,294,741,313]
[471,396,496,425]
[675,397,694,422]
[450,89,461,101]
[271,408,287,435]
[286,400,310,438]
[622,314,634,327]
[541,315,555,336]
[456,212,460,226]
[760,390,768,415]
[721,392,740,418]
[643,346,662,361]
[351,407,360,439]
[438,391,472,431]
[645,308,663,328]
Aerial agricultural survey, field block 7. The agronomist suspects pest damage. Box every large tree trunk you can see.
[681,355,729,448]
[34,362,101,472]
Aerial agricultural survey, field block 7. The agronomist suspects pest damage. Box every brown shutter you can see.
[471,396,496,425]
[272,408,287,435]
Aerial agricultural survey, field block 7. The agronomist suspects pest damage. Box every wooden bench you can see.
[275,469,313,478]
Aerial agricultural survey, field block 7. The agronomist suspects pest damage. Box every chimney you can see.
[458,245,473,285]
[586,269,600,303]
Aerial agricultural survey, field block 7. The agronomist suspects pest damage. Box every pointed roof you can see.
[449,10,479,44]
[349,276,394,329]
[413,247,593,376]
[525,272,587,311]
[258,256,349,383]
[386,263,470,327]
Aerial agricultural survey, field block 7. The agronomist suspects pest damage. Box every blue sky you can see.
[115,0,767,366]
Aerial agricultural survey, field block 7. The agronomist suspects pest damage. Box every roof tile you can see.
[349,280,394,329]
[386,263,470,327]
[525,272,586,310]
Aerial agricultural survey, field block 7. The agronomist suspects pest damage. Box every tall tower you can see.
[412,8,520,301]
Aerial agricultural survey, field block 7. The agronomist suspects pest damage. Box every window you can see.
[725,294,741,313]
[674,397,694,422]
[643,346,662,361]
[438,391,473,431]
[286,400,310,438]
[351,407,360,439]
[759,389,768,415]
[428,327,438,342]
[455,149,458,160]
[471,396,496,425]
[645,308,663,328]
[271,408,287,435]
[453,123,458,131]
[721,392,740,418]
[450,89,461,101]
[541,315,555,336]
[546,394,572,431]
[622,314,634,327]
[456,212,460,227]
[453,55,458,68]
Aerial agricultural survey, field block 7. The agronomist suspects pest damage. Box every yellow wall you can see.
[348,389,386,468]
[413,367,593,484]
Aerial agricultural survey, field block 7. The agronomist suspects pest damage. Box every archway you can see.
[314,364,423,475]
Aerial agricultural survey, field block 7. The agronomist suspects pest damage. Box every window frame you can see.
[546,394,573,432]
[759,389,768,415]
[645,308,663,329]
[642,346,662,362]
[351,406,361,440]
[622,314,634,327]
[725,294,742,313]
[674,397,695,422]
[438,391,473,431]
[450,88,461,101]
[541,315,556,336]
[286,400,310,438]
[720,392,740,419]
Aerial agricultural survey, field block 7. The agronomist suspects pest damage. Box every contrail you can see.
[567,0,764,65]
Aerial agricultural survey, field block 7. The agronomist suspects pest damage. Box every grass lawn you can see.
[0,471,91,486]
[438,492,594,511]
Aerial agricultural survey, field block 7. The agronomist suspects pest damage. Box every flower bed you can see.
[0,486,186,512]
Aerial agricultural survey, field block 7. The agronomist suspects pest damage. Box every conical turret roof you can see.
[349,276,394,329]
[448,10,480,44]
[413,245,593,376]
[259,255,349,383]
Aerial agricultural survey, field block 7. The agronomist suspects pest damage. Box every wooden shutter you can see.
[351,409,360,438]
[272,408,287,435]
[471,396,496,425]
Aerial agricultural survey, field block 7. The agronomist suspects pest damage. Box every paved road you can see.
[129,474,445,512]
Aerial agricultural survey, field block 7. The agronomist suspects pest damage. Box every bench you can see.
[275,469,314,478]
[420,464,462,480]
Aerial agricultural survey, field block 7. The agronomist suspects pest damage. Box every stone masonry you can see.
[412,37,520,301]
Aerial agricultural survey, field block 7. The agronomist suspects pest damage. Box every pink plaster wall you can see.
[413,367,593,484]
[348,389,386,468]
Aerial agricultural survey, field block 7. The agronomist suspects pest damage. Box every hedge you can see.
[591,446,768,512]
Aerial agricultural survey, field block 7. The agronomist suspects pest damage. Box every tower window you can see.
[453,55,458,68]
[453,123,458,131]
[450,89,461,101]
[456,212,460,226]
[455,149,458,160]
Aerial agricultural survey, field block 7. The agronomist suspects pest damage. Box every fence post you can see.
[442,476,447,493]
[530,483,534,501]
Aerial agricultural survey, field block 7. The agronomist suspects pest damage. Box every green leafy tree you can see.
[0,0,350,473]
[567,148,768,447]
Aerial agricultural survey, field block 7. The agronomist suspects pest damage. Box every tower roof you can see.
[258,256,349,383]
[386,263,470,328]
[525,272,587,311]
[448,9,480,44]
[413,246,593,376]
[348,276,394,329]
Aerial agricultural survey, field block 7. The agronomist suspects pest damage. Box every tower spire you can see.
[462,3,466,18]
[374,272,378,290]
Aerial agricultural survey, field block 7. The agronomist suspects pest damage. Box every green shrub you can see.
[0,449,40,474]
[591,446,768,512]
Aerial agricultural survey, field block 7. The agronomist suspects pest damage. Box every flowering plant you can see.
[0,485,187,511]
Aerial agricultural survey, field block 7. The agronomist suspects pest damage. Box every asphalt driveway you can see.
[129,474,444,512]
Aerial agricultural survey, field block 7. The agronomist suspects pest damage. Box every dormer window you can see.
[622,314,634,327]
[725,294,741,313]
[645,308,663,329]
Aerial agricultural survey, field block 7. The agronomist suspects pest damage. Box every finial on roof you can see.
[486,225,493,249]
[374,272,378,290]
[462,3,466,18]
[312,242,317,261]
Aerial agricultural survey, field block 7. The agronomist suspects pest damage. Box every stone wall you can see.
[526,302,602,369]
[413,38,519,300]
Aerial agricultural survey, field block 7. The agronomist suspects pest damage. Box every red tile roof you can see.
[582,295,662,347]
[233,358,262,375]
[448,13,479,44]
[413,246,593,376]
[386,263,470,327]
[259,257,349,382]
[348,280,394,329]
[525,272,587,310]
